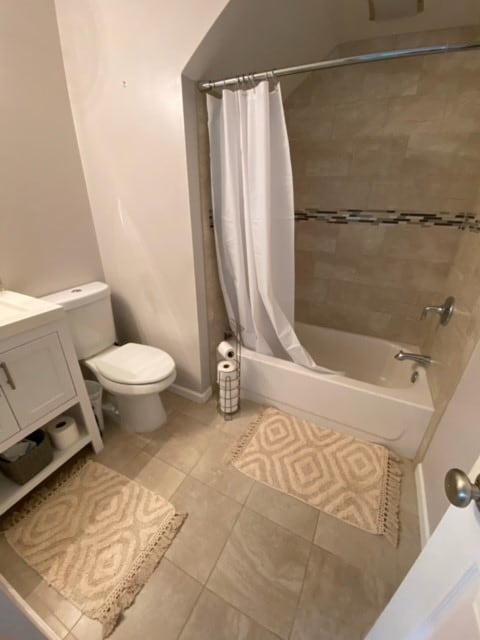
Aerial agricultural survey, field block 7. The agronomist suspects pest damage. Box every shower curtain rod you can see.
[198,41,480,91]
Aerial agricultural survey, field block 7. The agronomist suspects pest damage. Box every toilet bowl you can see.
[86,343,176,432]
[42,282,176,433]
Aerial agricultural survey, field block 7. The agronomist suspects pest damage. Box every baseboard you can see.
[170,383,212,404]
[415,462,430,548]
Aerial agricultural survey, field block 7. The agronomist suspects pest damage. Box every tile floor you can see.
[0,392,421,640]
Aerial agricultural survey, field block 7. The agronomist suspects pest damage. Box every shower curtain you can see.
[207,81,333,372]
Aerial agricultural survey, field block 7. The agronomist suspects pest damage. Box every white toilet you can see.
[42,282,176,433]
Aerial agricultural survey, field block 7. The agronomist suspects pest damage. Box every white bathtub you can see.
[240,322,434,459]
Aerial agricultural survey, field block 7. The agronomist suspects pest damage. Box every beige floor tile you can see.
[162,390,189,416]
[190,431,255,504]
[70,615,103,640]
[395,509,421,584]
[245,482,319,541]
[313,511,399,587]
[216,400,263,439]
[96,444,149,479]
[0,535,42,598]
[26,590,70,639]
[179,395,221,425]
[208,508,310,639]
[28,581,82,630]
[110,559,202,640]
[101,420,148,450]
[143,412,216,473]
[95,428,147,475]
[179,589,280,640]
[133,452,186,499]
[291,545,392,640]
[166,476,241,584]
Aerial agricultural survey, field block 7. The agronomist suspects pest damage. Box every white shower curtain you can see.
[207,81,333,372]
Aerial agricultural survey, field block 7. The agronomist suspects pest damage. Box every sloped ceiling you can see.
[185,0,480,82]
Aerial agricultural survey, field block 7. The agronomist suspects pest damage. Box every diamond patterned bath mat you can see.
[231,407,402,546]
[3,459,186,637]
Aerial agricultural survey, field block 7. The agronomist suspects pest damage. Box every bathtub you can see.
[240,322,434,459]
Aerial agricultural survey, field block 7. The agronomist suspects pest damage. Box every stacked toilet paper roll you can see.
[217,340,235,360]
[47,415,80,450]
[217,360,239,414]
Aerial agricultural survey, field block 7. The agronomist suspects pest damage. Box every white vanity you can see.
[0,290,103,515]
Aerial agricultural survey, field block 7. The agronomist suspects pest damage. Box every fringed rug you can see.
[231,408,402,546]
[3,460,186,637]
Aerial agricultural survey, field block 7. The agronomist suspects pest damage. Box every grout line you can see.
[287,539,314,640]
[172,498,245,639]
[174,582,205,640]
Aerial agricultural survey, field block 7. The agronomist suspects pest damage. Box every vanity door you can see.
[0,333,75,428]
[0,388,19,445]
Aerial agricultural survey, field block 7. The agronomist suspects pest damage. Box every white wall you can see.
[54,0,229,393]
[421,341,480,536]
[0,0,103,297]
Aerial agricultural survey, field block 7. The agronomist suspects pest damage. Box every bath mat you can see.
[3,459,186,637]
[231,408,401,546]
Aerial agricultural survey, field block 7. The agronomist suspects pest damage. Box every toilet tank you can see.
[42,282,116,359]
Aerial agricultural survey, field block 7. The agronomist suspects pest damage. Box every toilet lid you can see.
[95,343,175,385]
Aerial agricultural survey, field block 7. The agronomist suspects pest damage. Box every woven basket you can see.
[0,430,53,485]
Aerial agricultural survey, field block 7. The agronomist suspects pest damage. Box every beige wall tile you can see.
[332,99,390,138]
[349,135,408,178]
[336,36,396,56]
[309,66,366,105]
[361,58,421,99]
[196,91,228,385]
[304,140,353,177]
[285,105,335,141]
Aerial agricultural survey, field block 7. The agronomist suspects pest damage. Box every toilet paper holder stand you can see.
[217,319,242,421]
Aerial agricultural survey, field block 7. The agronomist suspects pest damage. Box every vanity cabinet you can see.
[0,290,103,515]
[0,334,75,433]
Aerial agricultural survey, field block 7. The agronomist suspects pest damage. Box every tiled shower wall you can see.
[417,229,480,461]
[286,25,480,345]
[196,92,229,386]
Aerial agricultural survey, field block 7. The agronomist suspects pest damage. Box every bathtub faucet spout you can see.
[395,350,432,366]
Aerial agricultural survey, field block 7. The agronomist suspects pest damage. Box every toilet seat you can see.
[84,343,176,396]
[94,343,175,385]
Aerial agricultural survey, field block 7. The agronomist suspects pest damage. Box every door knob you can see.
[445,468,480,510]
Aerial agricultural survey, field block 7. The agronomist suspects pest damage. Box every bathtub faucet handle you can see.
[420,296,455,325]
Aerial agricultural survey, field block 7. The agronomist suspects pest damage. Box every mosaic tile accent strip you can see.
[294,209,479,230]
[209,210,480,231]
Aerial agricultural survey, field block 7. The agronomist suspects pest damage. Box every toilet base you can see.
[114,392,167,433]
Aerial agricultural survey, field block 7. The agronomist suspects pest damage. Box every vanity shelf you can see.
[0,432,91,514]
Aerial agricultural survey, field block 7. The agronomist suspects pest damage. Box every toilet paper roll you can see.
[219,394,239,414]
[217,341,235,361]
[47,415,80,450]
[217,360,239,414]
[217,359,238,384]
[219,388,239,400]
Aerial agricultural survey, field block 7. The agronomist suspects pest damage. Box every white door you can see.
[366,455,480,639]
[0,334,75,428]
[0,387,19,444]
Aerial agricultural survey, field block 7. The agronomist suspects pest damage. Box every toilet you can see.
[42,282,176,433]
